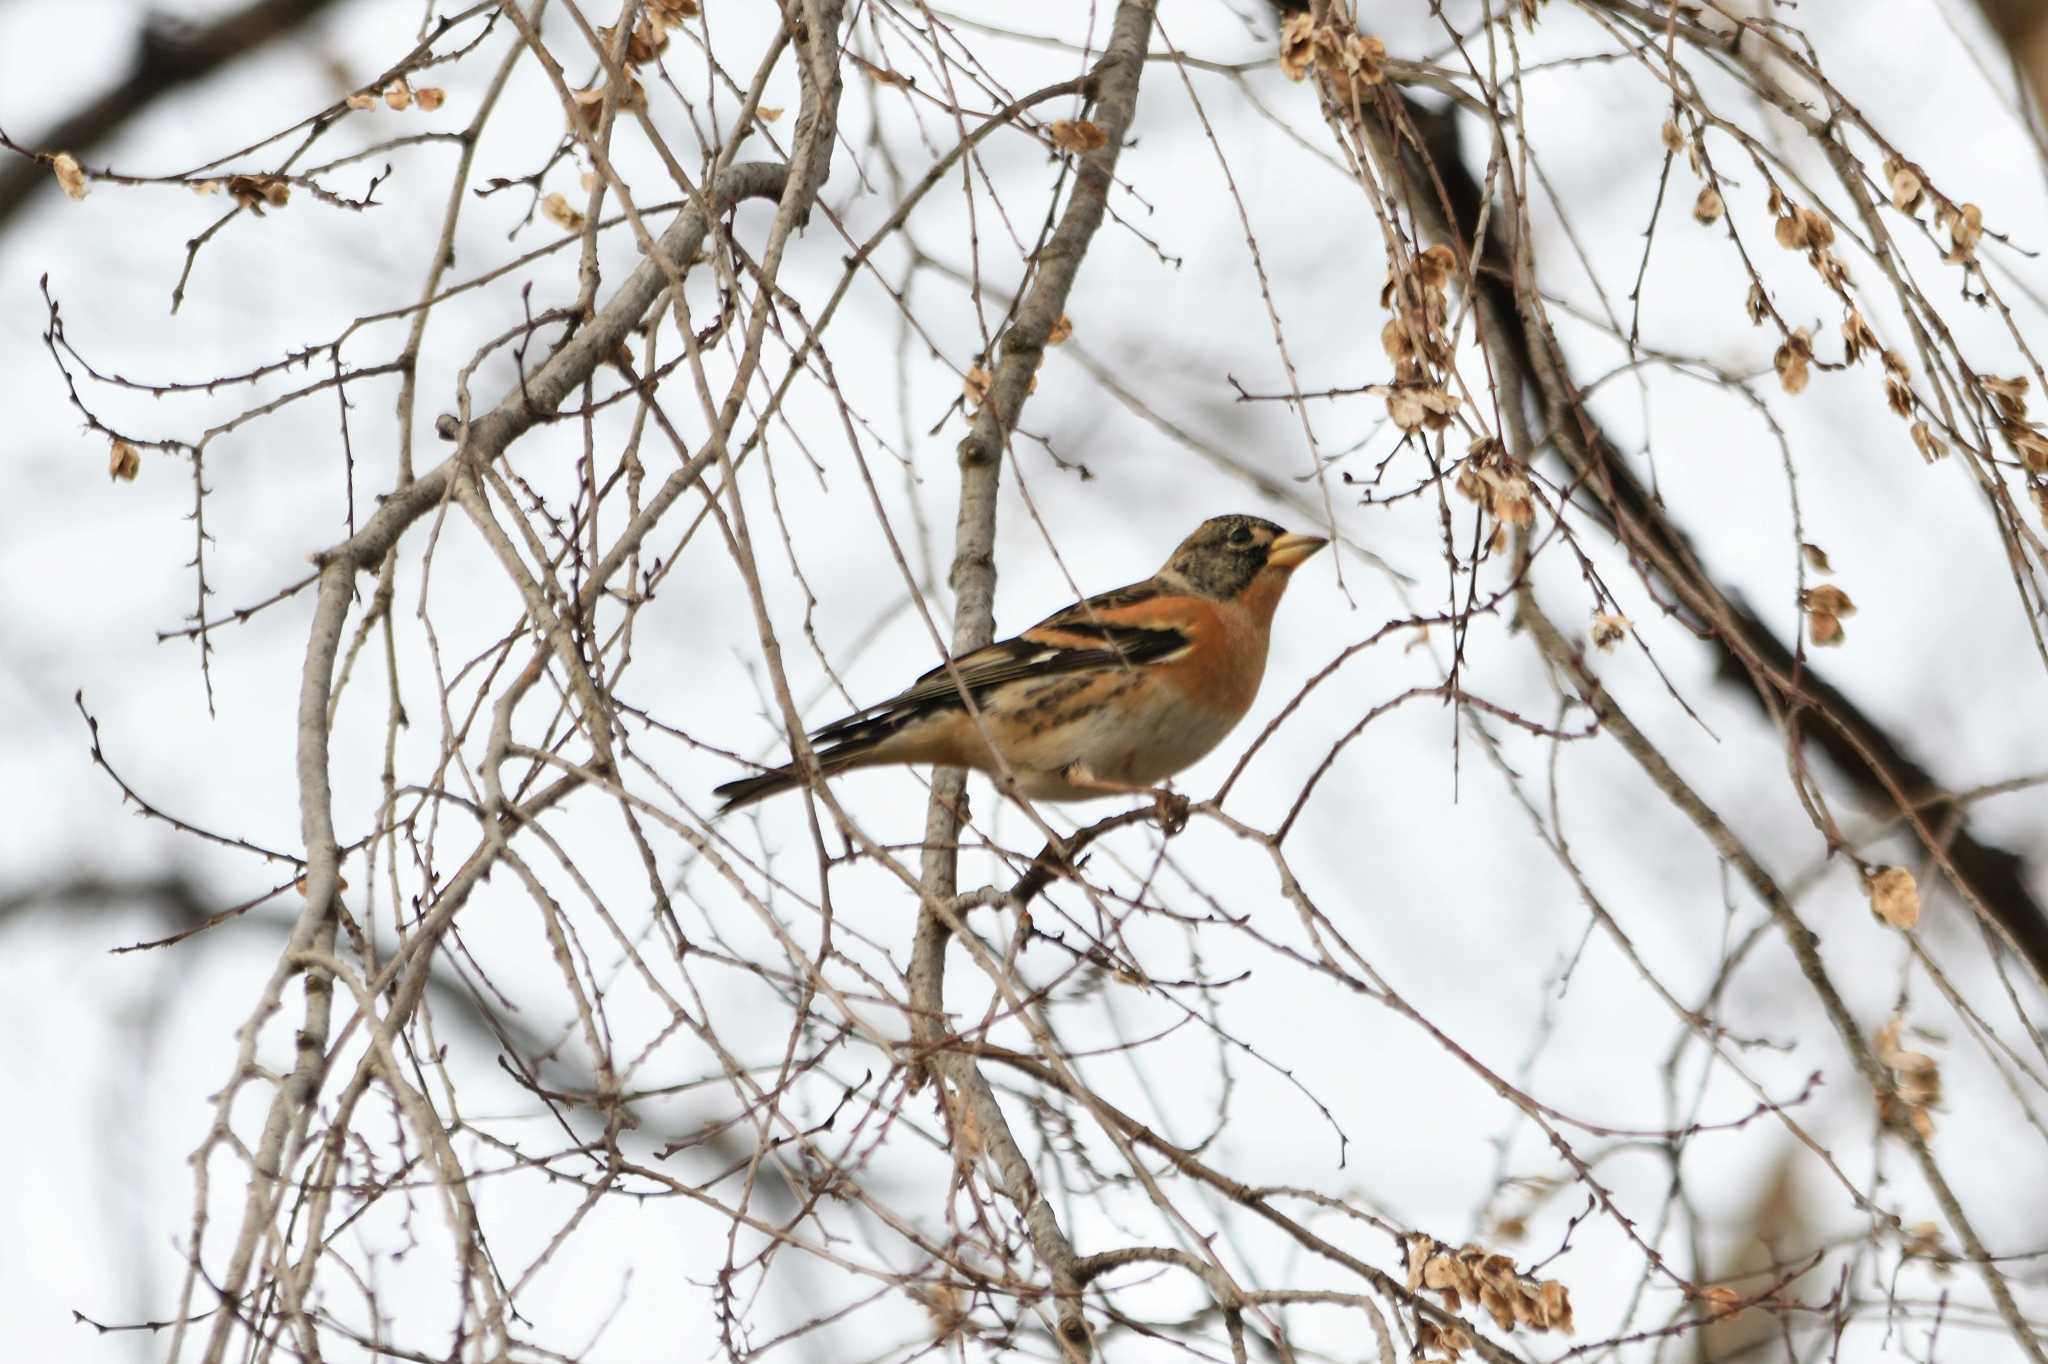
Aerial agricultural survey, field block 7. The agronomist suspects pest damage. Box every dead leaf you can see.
[52,151,88,201]
[1841,311,1878,365]
[568,77,646,129]
[1910,421,1945,461]
[1801,542,1831,572]
[1417,242,1458,291]
[1049,119,1108,154]
[601,14,669,66]
[383,79,412,110]
[1940,201,1983,262]
[963,364,991,408]
[1983,374,2029,420]
[2008,423,2048,472]
[1341,32,1387,86]
[1902,1221,1949,1274]
[108,440,140,482]
[757,105,783,122]
[1693,185,1724,225]
[1047,314,1073,345]
[1805,584,1856,617]
[1386,387,1425,432]
[1279,12,1318,81]
[1539,1280,1573,1335]
[1887,377,1914,418]
[1884,156,1923,213]
[1699,1285,1743,1315]
[542,191,585,232]
[227,175,291,213]
[1774,329,1813,394]
[1868,865,1921,930]
[414,87,445,112]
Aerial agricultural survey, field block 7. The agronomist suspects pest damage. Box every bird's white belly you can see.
[1004,677,1243,800]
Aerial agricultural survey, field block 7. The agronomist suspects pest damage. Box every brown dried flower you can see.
[1774,329,1813,395]
[1875,1015,1942,1138]
[1940,201,1983,262]
[1884,156,1923,213]
[1803,582,1854,647]
[1403,1234,1573,1341]
[1279,11,1388,93]
[1868,865,1920,930]
[1983,374,2029,421]
[1910,421,1946,462]
[1049,119,1108,154]
[52,151,88,201]
[1840,311,1878,366]
[1745,282,1769,326]
[227,174,291,213]
[542,192,585,232]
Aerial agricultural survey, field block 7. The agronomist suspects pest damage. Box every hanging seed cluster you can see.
[1455,436,1535,556]
[1405,1234,1574,1360]
[1277,10,1387,94]
[574,0,704,128]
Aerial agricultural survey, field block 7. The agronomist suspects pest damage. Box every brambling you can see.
[713,514,1329,813]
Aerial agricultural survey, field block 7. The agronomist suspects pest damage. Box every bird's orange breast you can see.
[1151,592,1272,717]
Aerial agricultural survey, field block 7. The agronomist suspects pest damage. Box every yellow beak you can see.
[1267,530,1330,569]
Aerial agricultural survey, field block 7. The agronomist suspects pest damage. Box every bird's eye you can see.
[1228,525,1254,547]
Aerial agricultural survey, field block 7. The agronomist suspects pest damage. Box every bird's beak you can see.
[1267,531,1330,569]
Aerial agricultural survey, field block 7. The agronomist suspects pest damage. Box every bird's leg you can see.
[1061,764,1190,836]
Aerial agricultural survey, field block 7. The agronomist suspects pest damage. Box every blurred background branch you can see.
[0,0,351,229]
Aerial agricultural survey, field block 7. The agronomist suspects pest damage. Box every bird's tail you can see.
[713,706,928,815]
[711,764,804,815]
[712,746,870,815]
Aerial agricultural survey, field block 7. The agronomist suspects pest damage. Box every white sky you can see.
[4,1,2048,1360]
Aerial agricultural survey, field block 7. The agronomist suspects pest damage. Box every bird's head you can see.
[1158,514,1329,601]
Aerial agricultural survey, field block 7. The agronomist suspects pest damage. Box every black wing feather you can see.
[806,581,1187,748]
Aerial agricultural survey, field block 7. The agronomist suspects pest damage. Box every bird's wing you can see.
[808,578,1191,747]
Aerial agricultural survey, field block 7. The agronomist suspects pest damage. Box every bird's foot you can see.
[1150,788,1190,836]
[1060,763,1190,835]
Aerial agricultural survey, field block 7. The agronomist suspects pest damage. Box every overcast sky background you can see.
[4,1,2048,1360]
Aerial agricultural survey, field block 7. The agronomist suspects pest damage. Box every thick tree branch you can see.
[1386,92,2048,984]
[906,3,1157,1358]
[1516,584,2048,1364]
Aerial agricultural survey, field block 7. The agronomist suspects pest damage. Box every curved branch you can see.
[177,151,797,1364]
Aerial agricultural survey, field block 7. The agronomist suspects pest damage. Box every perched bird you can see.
[713,514,1329,814]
